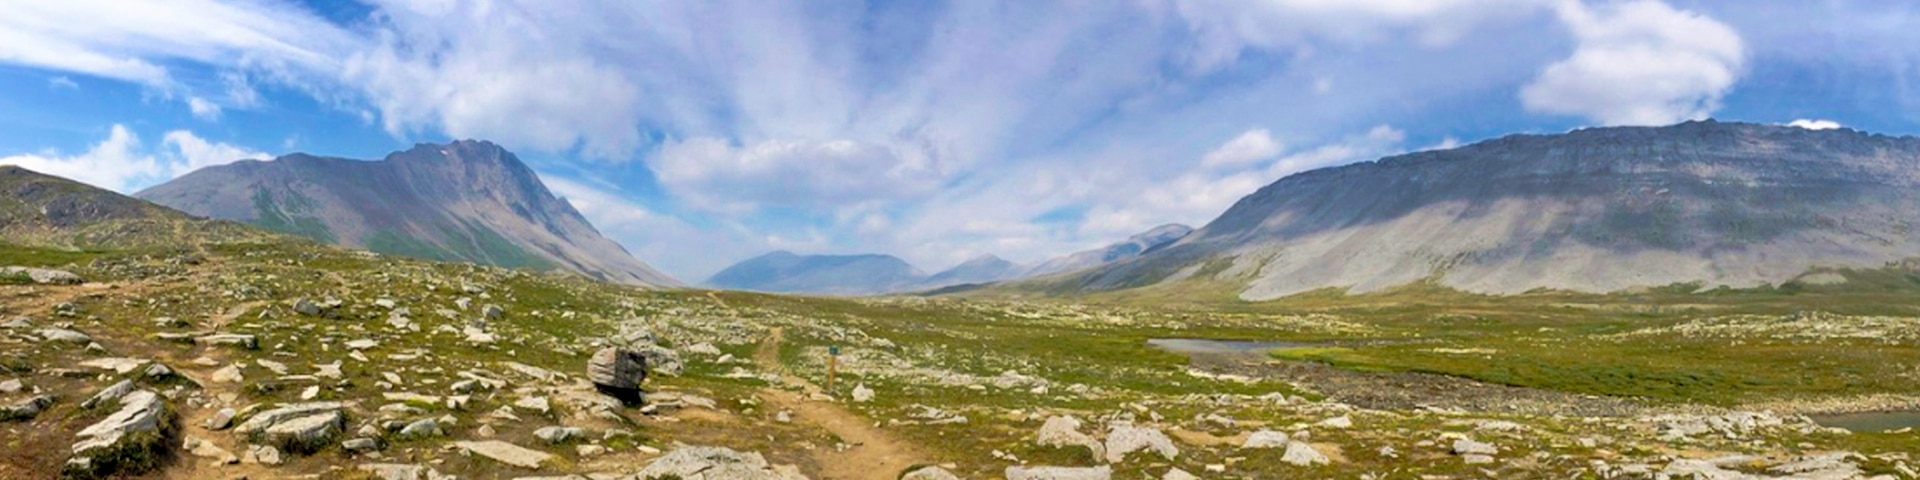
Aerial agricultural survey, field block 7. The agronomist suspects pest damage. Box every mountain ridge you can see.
[135,140,678,286]
[1061,120,1920,299]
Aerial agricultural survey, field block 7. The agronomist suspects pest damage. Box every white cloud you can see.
[1520,0,1745,126]
[0,125,267,193]
[542,174,766,280]
[0,125,162,193]
[161,130,268,178]
[0,0,355,88]
[653,137,950,212]
[48,76,78,90]
[1201,129,1284,168]
[1787,119,1843,130]
[1170,0,1548,72]
[188,97,221,120]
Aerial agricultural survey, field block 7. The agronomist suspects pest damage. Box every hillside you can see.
[135,140,677,286]
[0,165,259,249]
[1025,224,1193,277]
[1064,120,1920,299]
[705,251,923,295]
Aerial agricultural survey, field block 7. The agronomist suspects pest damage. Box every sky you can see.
[3,0,1920,282]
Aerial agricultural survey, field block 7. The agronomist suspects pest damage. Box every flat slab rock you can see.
[1005,466,1112,480]
[634,445,808,480]
[456,440,555,469]
[66,389,172,479]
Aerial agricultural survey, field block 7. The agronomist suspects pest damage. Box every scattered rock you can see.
[1162,468,1199,480]
[456,440,554,469]
[1105,424,1179,463]
[1452,438,1498,456]
[587,347,648,403]
[633,445,806,480]
[901,466,962,480]
[245,444,283,466]
[64,390,172,479]
[359,463,439,480]
[211,364,244,383]
[3,266,84,284]
[233,402,348,453]
[1006,465,1112,480]
[1036,416,1105,460]
[1243,429,1290,449]
[484,305,504,319]
[1,394,55,421]
[851,383,875,403]
[398,418,442,438]
[343,437,381,453]
[1281,441,1331,466]
[81,379,134,409]
[37,328,92,344]
[534,426,583,444]
[197,334,258,350]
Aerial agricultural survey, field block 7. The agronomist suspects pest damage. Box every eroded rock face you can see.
[64,390,173,479]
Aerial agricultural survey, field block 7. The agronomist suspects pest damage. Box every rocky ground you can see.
[3,240,1919,479]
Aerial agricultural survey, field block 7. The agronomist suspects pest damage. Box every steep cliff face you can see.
[1073,120,1920,298]
[135,140,678,286]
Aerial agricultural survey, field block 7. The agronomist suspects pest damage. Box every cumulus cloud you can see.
[1520,0,1746,126]
[0,125,266,193]
[1170,0,1548,72]
[653,137,950,212]
[187,97,222,120]
[1787,119,1843,130]
[1201,129,1284,168]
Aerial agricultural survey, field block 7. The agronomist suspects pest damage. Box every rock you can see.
[1036,416,1105,460]
[685,342,723,355]
[634,445,803,480]
[513,396,551,414]
[399,418,442,438]
[206,408,236,430]
[1318,415,1353,428]
[0,379,21,393]
[78,357,145,374]
[245,445,283,465]
[142,363,174,380]
[294,298,321,316]
[81,380,135,409]
[484,305,504,319]
[1162,468,1199,480]
[1243,429,1290,449]
[183,436,237,464]
[375,299,397,309]
[1281,441,1331,466]
[1005,466,1112,480]
[360,463,436,480]
[534,426,583,443]
[233,402,348,453]
[902,465,963,480]
[1,394,55,421]
[1,317,31,329]
[197,334,258,350]
[851,383,875,403]
[300,385,320,400]
[343,437,381,453]
[456,440,555,469]
[64,390,172,479]
[587,347,648,395]
[346,339,379,350]
[634,344,683,376]
[257,358,290,375]
[1463,454,1496,464]
[211,365,244,383]
[37,328,92,344]
[1452,438,1498,456]
[4,266,84,284]
[1105,424,1178,463]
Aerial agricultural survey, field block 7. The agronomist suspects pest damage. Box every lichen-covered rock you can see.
[64,390,172,479]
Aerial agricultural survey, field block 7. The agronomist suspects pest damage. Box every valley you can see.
[5,234,1919,479]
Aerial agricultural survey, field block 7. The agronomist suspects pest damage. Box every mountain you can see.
[920,254,1024,289]
[1062,120,1920,299]
[135,140,678,286]
[1025,224,1193,277]
[706,251,924,295]
[1,165,259,249]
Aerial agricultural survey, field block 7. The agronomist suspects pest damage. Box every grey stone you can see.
[1451,438,1498,456]
[343,438,381,453]
[398,418,442,438]
[586,347,647,391]
[64,390,171,479]
[1281,441,1330,466]
[37,328,92,344]
[1105,424,1178,463]
[634,445,799,480]
[197,334,258,350]
[81,379,134,409]
[1035,416,1104,460]
[1005,466,1112,480]
[1243,429,1289,449]
[3,266,83,285]
[902,466,962,480]
[1,394,55,421]
[205,408,236,430]
[534,426,583,443]
[456,440,554,469]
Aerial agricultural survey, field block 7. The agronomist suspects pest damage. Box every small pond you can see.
[1147,338,1307,355]
[1809,411,1920,433]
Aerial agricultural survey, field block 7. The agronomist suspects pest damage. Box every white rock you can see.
[1006,466,1112,480]
[1452,438,1497,456]
[902,465,963,480]
[633,445,800,480]
[1243,429,1290,449]
[457,440,555,469]
[851,383,875,403]
[1105,425,1179,463]
[1036,416,1105,460]
[1281,441,1330,466]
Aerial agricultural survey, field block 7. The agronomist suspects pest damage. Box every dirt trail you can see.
[755,327,926,480]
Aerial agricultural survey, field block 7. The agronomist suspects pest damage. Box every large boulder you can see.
[1104,424,1178,463]
[233,402,348,453]
[64,390,173,479]
[3,266,84,285]
[587,347,648,390]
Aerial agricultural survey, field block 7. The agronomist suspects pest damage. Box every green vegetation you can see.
[251,188,337,243]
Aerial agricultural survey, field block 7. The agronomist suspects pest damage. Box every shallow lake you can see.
[1146,338,1306,355]
[1809,411,1920,433]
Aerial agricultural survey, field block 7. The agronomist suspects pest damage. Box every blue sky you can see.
[3,0,1919,281]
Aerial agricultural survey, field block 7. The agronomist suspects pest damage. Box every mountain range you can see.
[134,140,677,286]
[1049,120,1920,299]
[702,224,1192,295]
